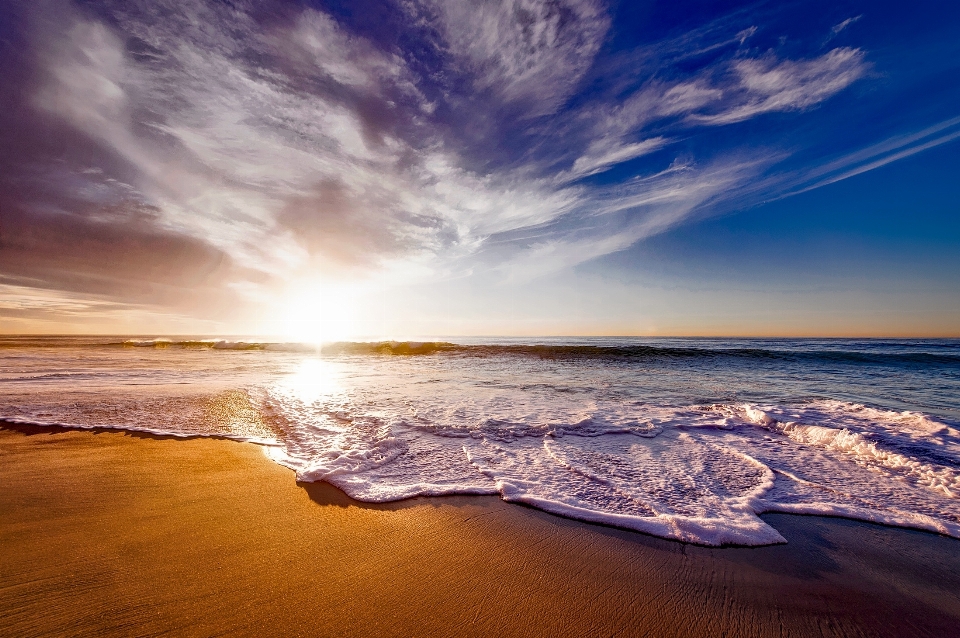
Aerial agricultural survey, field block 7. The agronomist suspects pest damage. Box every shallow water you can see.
[2,336,958,545]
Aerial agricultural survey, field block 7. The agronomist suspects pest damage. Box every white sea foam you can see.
[741,403,960,497]
[2,340,958,546]
[254,369,959,545]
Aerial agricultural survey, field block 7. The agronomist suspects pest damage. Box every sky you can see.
[0,0,958,339]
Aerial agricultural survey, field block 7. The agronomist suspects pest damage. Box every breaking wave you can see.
[323,340,960,366]
[2,337,959,366]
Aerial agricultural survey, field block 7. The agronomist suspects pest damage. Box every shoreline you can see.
[2,424,959,637]
[4,418,955,548]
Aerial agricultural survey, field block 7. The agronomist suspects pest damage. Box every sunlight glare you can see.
[279,358,342,403]
[278,281,364,344]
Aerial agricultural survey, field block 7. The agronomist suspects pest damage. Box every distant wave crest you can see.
[1,337,958,366]
[321,341,960,366]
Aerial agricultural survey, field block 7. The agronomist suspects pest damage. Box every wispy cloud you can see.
[691,48,868,125]
[567,137,670,179]
[0,281,223,333]
[1,0,918,330]
[416,0,610,115]
[831,15,862,36]
[780,116,960,197]
[477,156,769,281]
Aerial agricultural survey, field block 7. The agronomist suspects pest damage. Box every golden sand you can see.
[2,424,959,637]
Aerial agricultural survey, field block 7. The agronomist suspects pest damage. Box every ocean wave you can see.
[120,339,319,352]
[3,340,959,547]
[741,403,960,498]
[322,341,960,366]
[2,337,958,366]
[0,336,317,352]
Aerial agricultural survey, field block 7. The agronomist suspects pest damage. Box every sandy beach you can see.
[2,423,958,638]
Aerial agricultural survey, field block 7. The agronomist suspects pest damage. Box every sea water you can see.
[2,336,958,546]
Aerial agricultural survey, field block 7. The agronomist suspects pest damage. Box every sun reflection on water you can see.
[278,358,343,403]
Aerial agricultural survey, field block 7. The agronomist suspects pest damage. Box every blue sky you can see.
[1,0,958,337]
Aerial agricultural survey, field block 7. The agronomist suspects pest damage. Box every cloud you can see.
[831,15,862,36]
[692,48,868,125]
[1,0,891,330]
[736,26,757,44]
[591,80,723,135]
[17,1,609,272]
[0,281,225,333]
[555,45,864,182]
[569,137,669,178]
[419,0,610,115]
[778,115,960,197]
[0,197,237,309]
[552,80,721,180]
[476,156,769,281]
[280,10,407,89]
[26,1,449,276]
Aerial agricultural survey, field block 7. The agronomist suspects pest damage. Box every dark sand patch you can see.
[2,425,959,637]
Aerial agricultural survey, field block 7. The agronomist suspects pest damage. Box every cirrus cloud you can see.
[0,0,890,332]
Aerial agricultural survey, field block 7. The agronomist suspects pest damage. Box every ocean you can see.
[2,336,958,546]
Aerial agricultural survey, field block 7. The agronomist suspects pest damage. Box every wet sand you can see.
[2,423,959,637]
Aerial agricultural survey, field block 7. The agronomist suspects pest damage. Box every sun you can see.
[276,284,353,344]
[270,278,388,344]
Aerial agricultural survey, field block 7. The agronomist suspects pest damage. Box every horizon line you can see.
[2,333,959,341]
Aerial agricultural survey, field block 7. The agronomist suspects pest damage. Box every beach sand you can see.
[2,423,959,637]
